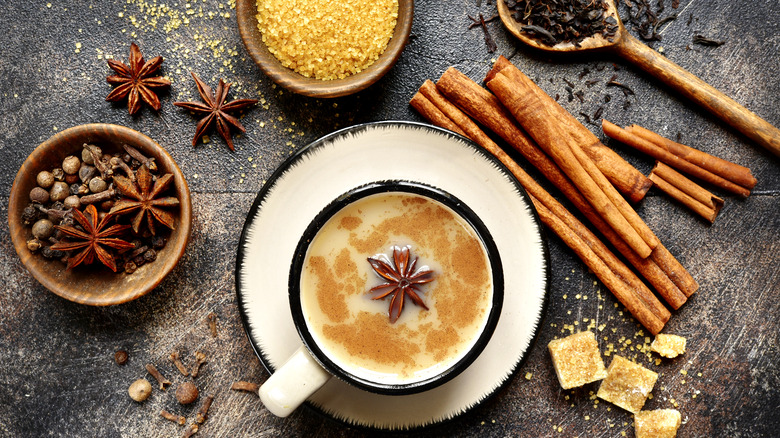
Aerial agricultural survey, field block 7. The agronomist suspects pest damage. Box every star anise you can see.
[109,164,180,235]
[106,42,171,115]
[367,246,435,323]
[51,204,135,272]
[173,72,258,151]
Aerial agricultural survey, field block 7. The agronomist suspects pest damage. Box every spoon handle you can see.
[614,33,780,158]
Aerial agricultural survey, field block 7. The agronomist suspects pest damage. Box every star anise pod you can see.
[173,72,258,151]
[106,42,171,115]
[51,204,135,272]
[367,246,435,323]
[109,164,180,235]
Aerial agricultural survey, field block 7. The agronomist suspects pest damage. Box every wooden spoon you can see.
[498,0,780,158]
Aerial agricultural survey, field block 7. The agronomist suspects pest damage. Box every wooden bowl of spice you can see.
[236,0,413,98]
[8,124,192,306]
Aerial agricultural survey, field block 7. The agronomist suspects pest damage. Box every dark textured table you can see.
[0,1,777,437]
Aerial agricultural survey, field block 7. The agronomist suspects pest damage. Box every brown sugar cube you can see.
[635,409,682,438]
[597,355,658,413]
[547,331,607,389]
[651,334,686,359]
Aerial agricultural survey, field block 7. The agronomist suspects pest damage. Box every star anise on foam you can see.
[109,164,180,235]
[106,42,171,115]
[367,246,435,323]
[51,204,135,272]
[173,72,258,151]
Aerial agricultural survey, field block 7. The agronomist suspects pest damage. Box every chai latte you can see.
[299,191,494,386]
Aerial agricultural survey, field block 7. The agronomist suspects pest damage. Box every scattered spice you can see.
[190,351,207,378]
[692,34,725,47]
[128,378,153,402]
[607,79,635,96]
[468,13,498,53]
[160,410,186,425]
[105,43,171,115]
[51,204,134,272]
[174,72,258,151]
[175,382,199,405]
[170,351,190,376]
[230,381,259,394]
[145,363,172,390]
[207,312,217,337]
[366,246,434,323]
[505,0,619,46]
[182,424,198,438]
[109,164,179,235]
[115,350,129,365]
[195,395,214,424]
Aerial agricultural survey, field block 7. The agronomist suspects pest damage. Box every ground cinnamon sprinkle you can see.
[256,0,399,80]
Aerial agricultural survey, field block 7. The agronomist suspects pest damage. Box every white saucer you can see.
[236,122,549,430]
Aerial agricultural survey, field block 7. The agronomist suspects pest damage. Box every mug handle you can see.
[258,345,331,417]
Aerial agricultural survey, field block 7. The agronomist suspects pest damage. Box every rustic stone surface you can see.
[0,1,778,437]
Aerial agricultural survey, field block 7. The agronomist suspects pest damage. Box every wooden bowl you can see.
[236,0,414,98]
[8,124,192,306]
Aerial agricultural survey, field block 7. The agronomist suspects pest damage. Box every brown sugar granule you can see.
[256,0,399,80]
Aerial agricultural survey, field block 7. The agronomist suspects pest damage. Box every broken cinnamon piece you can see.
[487,70,659,258]
[410,88,669,333]
[627,124,756,189]
[433,67,694,307]
[207,312,218,337]
[170,351,190,377]
[602,120,751,197]
[486,56,653,203]
[649,161,724,223]
[160,410,186,425]
[230,381,260,393]
[145,363,171,390]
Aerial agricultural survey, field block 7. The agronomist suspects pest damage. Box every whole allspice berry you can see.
[29,187,50,203]
[62,156,81,175]
[175,381,199,405]
[36,170,55,189]
[114,350,129,365]
[128,378,153,402]
[49,182,70,202]
[32,219,54,240]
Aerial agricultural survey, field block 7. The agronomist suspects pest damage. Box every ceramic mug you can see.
[258,181,504,417]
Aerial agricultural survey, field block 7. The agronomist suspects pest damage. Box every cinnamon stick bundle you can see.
[602,120,755,197]
[486,69,659,258]
[486,56,653,204]
[409,88,669,334]
[649,161,724,223]
[435,66,696,306]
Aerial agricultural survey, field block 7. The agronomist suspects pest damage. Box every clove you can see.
[160,410,186,426]
[170,351,190,377]
[86,144,111,179]
[190,351,207,378]
[230,381,259,394]
[182,424,198,438]
[195,395,214,424]
[80,188,116,205]
[34,204,72,222]
[110,156,136,181]
[123,144,157,172]
[207,313,217,337]
[145,363,172,390]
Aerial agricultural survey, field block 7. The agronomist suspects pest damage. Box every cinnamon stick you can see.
[486,56,653,204]
[435,67,696,305]
[602,119,752,197]
[410,88,670,332]
[627,124,756,189]
[487,70,658,258]
[649,161,724,223]
[410,89,467,137]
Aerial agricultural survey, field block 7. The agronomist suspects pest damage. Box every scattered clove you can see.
[207,313,217,337]
[160,410,186,426]
[182,424,198,438]
[190,352,207,378]
[146,363,172,390]
[230,381,259,394]
[195,395,214,424]
[170,351,190,376]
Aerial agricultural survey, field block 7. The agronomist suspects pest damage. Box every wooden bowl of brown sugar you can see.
[236,0,413,98]
[8,124,192,306]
